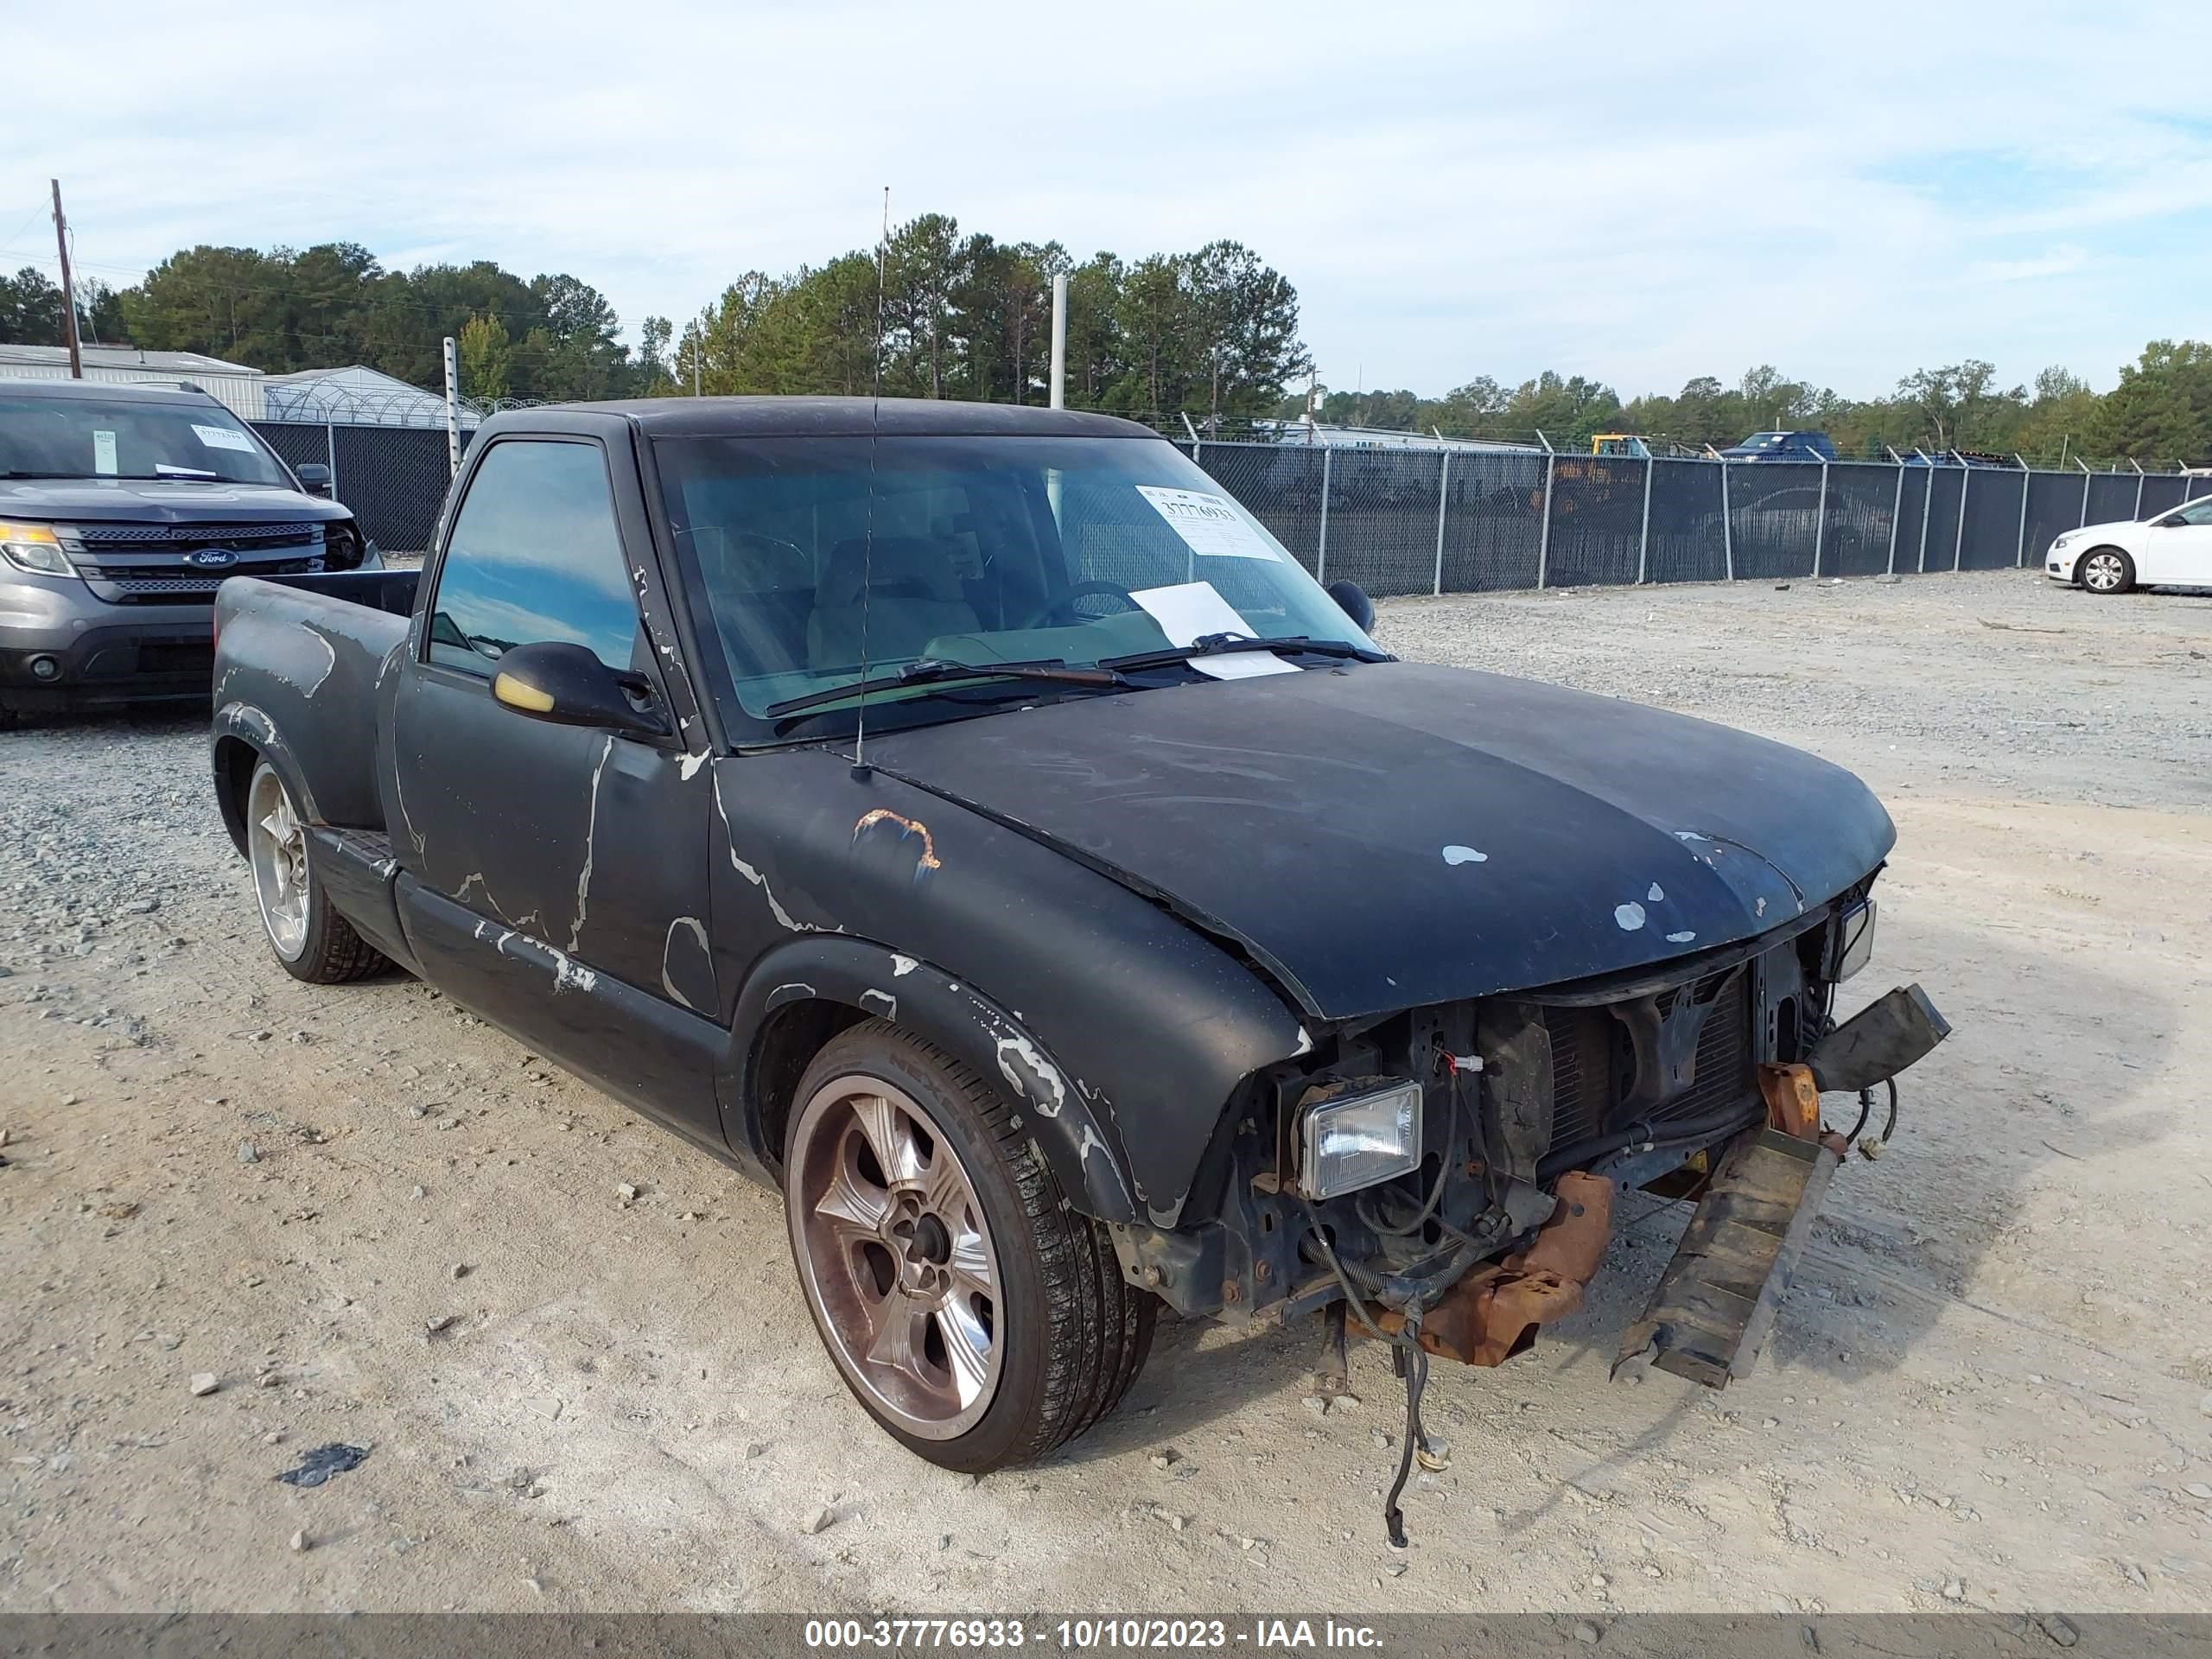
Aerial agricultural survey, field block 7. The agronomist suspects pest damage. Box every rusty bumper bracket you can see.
[1611,1123,1844,1389]
[1375,1170,1616,1366]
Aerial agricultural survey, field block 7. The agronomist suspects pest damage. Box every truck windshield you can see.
[0,392,289,486]
[652,433,1377,728]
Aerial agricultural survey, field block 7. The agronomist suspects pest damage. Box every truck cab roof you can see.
[484,396,1159,442]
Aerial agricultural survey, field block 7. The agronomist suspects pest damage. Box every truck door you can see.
[387,433,723,1148]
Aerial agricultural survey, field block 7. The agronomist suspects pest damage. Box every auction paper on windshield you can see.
[1135,486,1281,560]
[1128,582,1298,679]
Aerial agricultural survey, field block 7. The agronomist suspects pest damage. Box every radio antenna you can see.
[851,184,890,779]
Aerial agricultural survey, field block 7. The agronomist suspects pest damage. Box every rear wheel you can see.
[2078,547,2134,594]
[783,1020,1154,1471]
[245,760,387,983]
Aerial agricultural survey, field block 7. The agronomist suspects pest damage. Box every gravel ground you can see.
[3,569,2210,1617]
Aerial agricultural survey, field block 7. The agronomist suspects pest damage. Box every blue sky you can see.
[3,0,2208,402]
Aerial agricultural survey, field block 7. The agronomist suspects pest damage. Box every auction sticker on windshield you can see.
[191,423,257,454]
[1135,486,1281,560]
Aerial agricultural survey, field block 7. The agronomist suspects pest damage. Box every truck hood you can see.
[866,660,1895,1020]
[0,477,346,524]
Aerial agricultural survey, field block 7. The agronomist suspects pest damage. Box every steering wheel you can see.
[1022,581,1141,629]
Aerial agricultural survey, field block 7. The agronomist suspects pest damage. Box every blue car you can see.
[1720,430,1838,463]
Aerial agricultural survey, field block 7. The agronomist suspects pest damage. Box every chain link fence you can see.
[1183,440,2212,597]
[251,421,475,555]
[253,415,2212,582]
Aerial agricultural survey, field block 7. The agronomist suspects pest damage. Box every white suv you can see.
[2047,495,2212,594]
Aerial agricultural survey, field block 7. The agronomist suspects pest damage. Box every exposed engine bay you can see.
[1106,883,1948,1544]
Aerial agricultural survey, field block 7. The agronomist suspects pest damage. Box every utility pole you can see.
[51,179,82,378]
[1047,271,1067,410]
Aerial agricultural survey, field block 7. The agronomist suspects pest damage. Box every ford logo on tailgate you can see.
[185,548,238,569]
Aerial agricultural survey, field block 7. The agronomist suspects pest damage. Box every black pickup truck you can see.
[210,398,1945,1535]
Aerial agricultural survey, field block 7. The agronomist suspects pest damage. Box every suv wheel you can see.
[783,1020,1154,1471]
[245,760,387,983]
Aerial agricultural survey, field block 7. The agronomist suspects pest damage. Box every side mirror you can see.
[296,462,333,498]
[491,640,669,739]
[1325,579,1375,632]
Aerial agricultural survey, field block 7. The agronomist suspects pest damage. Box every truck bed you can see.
[213,571,420,836]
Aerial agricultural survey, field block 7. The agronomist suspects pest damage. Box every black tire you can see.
[245,760,388,984]
[784,1020,1154,1472]
[2077,546,2135,594]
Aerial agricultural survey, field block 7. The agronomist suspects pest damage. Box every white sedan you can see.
[2046,494,2212,594]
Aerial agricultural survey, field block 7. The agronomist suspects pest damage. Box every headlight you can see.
[1829,898,1877,982]
[0,521,77,578]
[2051,534,2074,551]
[1299,1078,1423,1199]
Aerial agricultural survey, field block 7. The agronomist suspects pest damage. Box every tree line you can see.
[666,213,1311,422]
[6,234,2206,466]
[0,246,638,404]
[1307,349,2212,468]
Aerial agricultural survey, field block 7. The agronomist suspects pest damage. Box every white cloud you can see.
[4,0,2209,399]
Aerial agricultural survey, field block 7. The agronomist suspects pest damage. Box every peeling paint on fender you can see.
[661,916,710,1009]
[995,1031,1067,1117]
[859,988,898,1020]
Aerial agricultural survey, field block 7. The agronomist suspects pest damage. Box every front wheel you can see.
[245,760,387,983]
[783,1021,1154,1471]
[2078,547,2135,594]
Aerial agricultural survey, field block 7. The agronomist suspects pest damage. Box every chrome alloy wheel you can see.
[786,1073,1003,1439]
[247,766,310,962]
[2081,550,2127,593]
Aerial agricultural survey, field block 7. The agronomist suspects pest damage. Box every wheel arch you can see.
[210,706,321,859]
[722,935,1140,1224]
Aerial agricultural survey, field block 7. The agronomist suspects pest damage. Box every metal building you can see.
[0,342,267,418]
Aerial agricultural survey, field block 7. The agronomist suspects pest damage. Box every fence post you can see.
[1431,450,1451,596]
[1953,461,1969,572]
[1812,460,1828,578]
[324,421,340,501]
[2076,456,2091,525]
[1916,461,1936,573]
[1535,452,1556,589]
[1719,459,1734,581]
[1886,463,1904,575]
[442,336,461,481]
[1314,447,1332,585]
[2132,459,2145,520]
[1636,455,1655,583]
[2012,456,2031,566]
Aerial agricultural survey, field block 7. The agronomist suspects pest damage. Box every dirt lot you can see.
[3,569,2210,1617]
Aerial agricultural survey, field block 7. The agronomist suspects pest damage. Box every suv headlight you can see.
[1298,1078,1423,1198]
[0,521,77,578]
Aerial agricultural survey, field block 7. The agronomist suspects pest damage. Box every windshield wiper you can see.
[1102,633,1395,672]
[765,657,1130,721]
[2,469,237,482]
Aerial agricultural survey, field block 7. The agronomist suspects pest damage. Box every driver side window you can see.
[2171,498,2212,528]
[427,439,639,676]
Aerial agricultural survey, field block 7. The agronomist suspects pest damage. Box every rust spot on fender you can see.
[852,808,944,881]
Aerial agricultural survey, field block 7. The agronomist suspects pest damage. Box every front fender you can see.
[723,934,1138,1224]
